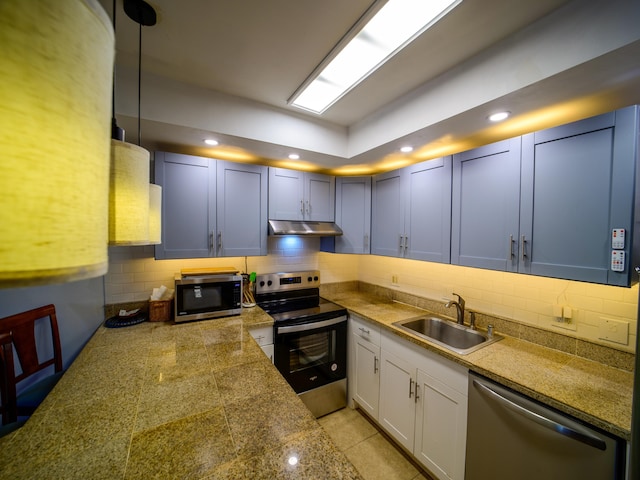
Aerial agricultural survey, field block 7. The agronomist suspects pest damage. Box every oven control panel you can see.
[255,270,320,294]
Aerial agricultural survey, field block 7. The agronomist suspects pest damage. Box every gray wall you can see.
[0,277,105,375]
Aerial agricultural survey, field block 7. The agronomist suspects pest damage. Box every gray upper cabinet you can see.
[154,152,268,259]
[216,160,268,257]
[372,157,452,262]
[154,152,215,259]
[452,106,639,286]
[451,138,522,271]
[519,106,639,286]
[268,167,335,222]
[325,176,372,254]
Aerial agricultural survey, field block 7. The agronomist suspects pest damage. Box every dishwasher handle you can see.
[473,379,607,451]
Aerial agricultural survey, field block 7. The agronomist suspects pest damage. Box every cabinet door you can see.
[520,108,638,285]
[353,335,380,419]
[216,161,268,256]
[451,138,521,271]
[414,370,467,480]
[268,167,304,220]
[406,157,452,263]
[379,348,416,452]
[305,172,335,221]
[333,176,371,254]
[371,169,406,257]
[154,152,215,259]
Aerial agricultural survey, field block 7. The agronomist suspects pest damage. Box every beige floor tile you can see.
[344,433,420,480]
[318,407,378,451]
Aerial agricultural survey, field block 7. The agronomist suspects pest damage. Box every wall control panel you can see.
[610,229,626,272]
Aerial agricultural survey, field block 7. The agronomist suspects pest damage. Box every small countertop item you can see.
[104,309,147,328]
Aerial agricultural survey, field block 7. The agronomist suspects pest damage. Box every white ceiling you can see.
[101,0,640,173]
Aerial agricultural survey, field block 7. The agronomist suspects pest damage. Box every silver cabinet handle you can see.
[300,199,304,215]
[409,378,414,398]
[306,200,310,215]
[472,379,607,451]
[415,383,420,403]
[399,234,404,249]
[520,235,527,261]
[374,356,378,374]
[217,232,222,252]
[209,232,214,251]
[358,327,370,335]
[364,234,369,249]
[404,235,409,253]
[508,234,514,259]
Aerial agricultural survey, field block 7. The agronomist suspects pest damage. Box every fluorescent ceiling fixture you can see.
[488,111,510,122]
[290,0,462,114]
[400,146,413,153]
[204,139,219,146]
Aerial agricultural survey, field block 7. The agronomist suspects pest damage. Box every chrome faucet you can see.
[445,293,465,325]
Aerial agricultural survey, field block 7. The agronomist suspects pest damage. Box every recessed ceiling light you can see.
[288,153,300,160]
[400,146,413,153]
[204,139,219,146]
[488,111,510,122]
[289,0,463,114]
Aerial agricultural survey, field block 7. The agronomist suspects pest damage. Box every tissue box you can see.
[149,299,173,322]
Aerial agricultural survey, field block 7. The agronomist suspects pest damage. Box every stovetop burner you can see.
[254,270,347,325]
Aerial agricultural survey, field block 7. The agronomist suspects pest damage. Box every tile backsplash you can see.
[105,239,637,353]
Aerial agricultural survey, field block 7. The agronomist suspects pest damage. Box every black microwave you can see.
[174,274,242,322]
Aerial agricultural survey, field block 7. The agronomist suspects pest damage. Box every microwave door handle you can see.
[276,316,346,334]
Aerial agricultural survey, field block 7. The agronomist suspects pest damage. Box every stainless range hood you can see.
[268,220,343,236]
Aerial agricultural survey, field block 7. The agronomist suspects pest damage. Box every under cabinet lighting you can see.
[288,153,300,160]
[290,0,462,114]
[400,146,414,153]
[204,139,219,146]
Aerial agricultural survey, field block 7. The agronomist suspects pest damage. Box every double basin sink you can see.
[393,315,502,355]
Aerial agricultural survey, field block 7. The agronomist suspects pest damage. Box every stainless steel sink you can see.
[393,316,502,355]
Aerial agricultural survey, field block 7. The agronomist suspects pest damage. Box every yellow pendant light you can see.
[108,140,150,245]
[108,0,158,246]
[148,183,162,245]
[0,0,114,287]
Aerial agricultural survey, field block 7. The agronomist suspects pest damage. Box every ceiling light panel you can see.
[291,0,462,114]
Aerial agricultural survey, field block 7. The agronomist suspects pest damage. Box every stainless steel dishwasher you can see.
[466,372,625,480]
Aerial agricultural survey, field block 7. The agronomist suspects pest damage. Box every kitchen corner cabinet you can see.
[321,176,371,254]
[379,330,468,480]
[349,314,381,419]
[371,157,452,262]
[248,325,274,363]
[154,152,268,259]
[452,106,639,286]
[268,167,335,222]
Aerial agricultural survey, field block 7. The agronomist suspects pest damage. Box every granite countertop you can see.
[323,290,634,441]
[0,307,361,479]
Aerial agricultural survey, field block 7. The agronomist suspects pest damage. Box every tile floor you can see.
[318,408,433,480]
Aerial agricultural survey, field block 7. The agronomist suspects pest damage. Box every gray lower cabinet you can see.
[154,152,267,259]
[452,106,639,286]
[371,157,452,262]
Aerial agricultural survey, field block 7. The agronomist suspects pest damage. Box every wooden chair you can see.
[0,304,64,426]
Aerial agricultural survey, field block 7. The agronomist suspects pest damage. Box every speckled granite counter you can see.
[0,307,361,479]
[323,289,634,441]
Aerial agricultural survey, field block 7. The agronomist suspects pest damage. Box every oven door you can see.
[274,315,347,394]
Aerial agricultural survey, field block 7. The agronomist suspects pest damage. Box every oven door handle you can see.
[276,315,346,334]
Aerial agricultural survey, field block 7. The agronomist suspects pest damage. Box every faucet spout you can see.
[445,293,465,325]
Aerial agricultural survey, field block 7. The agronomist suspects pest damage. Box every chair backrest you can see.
[0,304,63,384]
[0,333,17,425]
